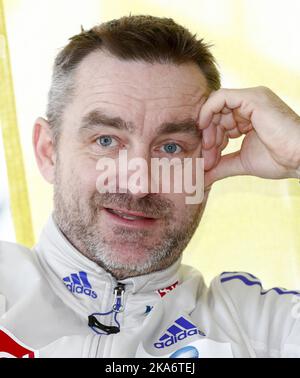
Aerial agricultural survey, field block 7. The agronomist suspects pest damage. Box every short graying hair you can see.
[46,15,221,145]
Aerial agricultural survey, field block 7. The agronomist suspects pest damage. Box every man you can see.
[0,15,300,358]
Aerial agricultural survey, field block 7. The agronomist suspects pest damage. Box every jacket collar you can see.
[35,215,182,297]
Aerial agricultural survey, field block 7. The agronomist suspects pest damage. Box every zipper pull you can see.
[112,283,125,313]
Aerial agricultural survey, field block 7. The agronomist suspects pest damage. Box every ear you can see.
[33,117,56,184]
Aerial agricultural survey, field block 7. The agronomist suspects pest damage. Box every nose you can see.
[117,145,152,199]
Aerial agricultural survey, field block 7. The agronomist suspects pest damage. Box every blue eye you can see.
[162,143,182,154]
[96,136,117,147]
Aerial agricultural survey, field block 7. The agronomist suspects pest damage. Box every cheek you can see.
[58,155,100,197]
[166,193,203,218]
[162,193,192,217]
[78,162,101,195]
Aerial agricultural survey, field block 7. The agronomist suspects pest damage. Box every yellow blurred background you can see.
[1,0,300,289]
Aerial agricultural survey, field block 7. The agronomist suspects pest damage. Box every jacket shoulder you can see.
[0,240,38,270]
[0,240,34,259]
[214,271,300,302]
[211,271,300,356]
[0,240,43,301]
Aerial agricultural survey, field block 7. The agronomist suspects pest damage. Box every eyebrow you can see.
[80,110,135,133]
[156,119,202,139]
[79,110,202,139]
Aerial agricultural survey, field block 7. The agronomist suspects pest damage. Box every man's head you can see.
[33,15,220,279]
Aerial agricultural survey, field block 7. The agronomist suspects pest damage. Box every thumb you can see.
[204,151,246,187]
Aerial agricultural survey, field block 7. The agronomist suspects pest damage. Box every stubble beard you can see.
[53,164,204,280]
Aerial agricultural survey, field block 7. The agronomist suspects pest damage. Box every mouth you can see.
[103,207,159,227]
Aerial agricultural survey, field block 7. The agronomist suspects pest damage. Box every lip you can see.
[104,206,158,219]
[102,207,159,228]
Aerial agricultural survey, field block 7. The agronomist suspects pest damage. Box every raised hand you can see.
[198,87,300,188]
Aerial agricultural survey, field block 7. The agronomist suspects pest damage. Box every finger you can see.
[219,112,236,130]
[216,125,225,147]
[221,106,232,115]
[233,108,251,124]
[203,134,228,173]
[219,133,229,151]
[204,150,246,187]
[226,128,242,139]
[202,145,218,171]
[199,89,246,129]
[237,120,253,134]
[202,115,219,149]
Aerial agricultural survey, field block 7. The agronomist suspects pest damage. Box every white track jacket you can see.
[0,216,300,358]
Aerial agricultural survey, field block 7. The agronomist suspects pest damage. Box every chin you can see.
[110,246,149,263]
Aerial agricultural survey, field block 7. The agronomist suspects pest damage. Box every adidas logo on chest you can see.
[154,316,205,349]
[63,271,98,299]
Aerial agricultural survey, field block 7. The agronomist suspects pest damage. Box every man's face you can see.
[53,51,209,279]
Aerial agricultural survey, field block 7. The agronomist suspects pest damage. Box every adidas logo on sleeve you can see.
[154,316,206,349]
[63,271,98,299]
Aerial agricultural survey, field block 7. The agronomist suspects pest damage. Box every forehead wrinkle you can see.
[77,78,207,103]
[80,90,203,107]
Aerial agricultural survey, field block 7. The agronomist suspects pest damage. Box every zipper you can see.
[112,283,125,313]
[93,282,126,357]
[89,282,126,337]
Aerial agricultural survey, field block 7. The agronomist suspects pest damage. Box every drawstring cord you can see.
[88,283,125,335]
